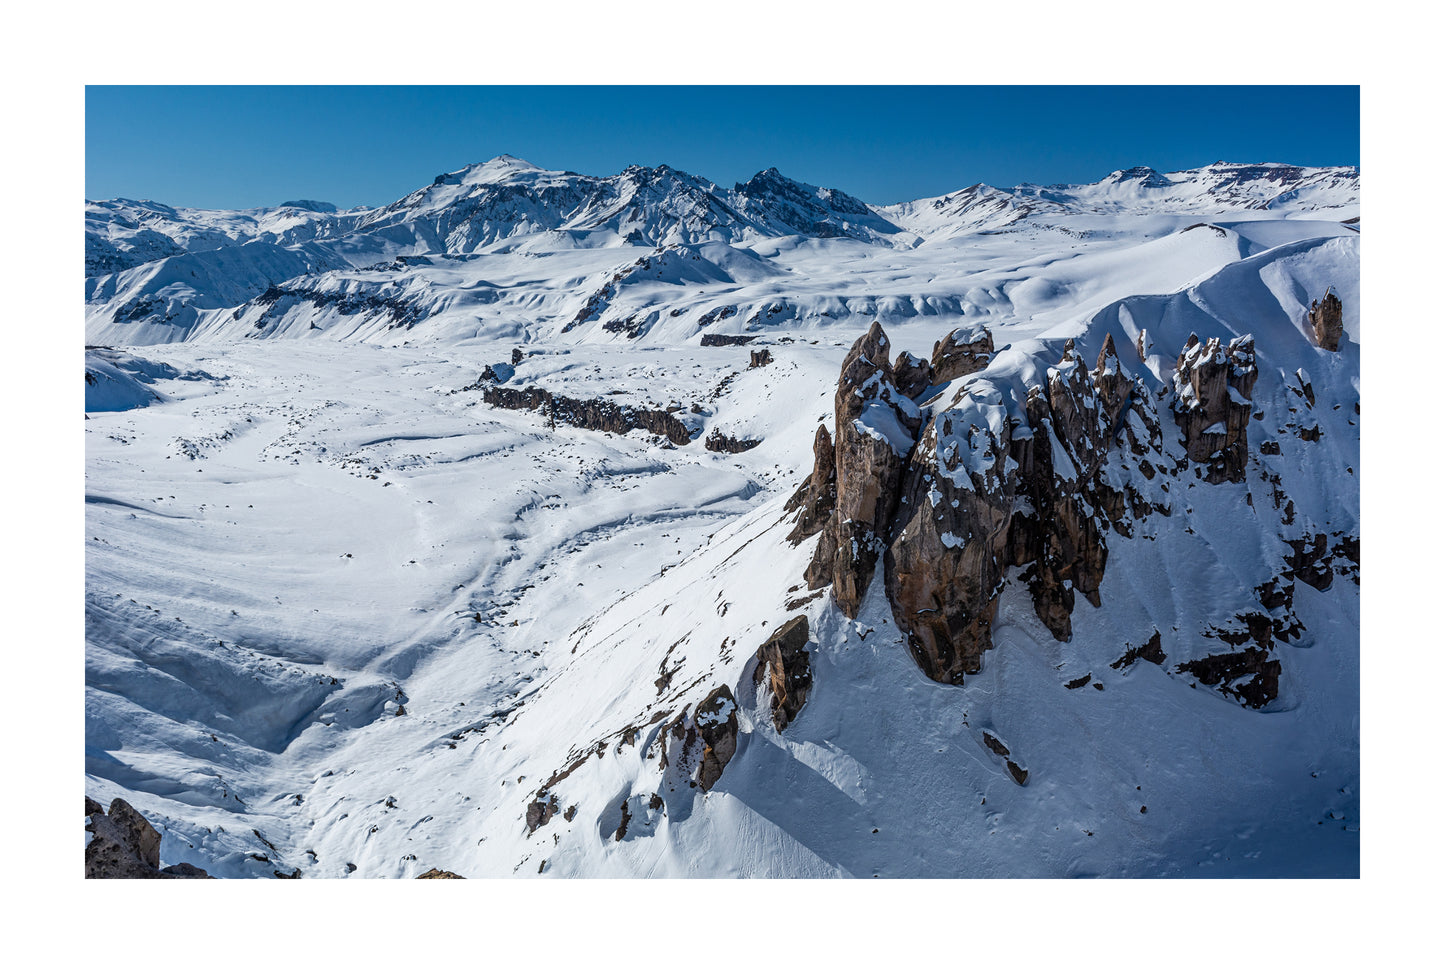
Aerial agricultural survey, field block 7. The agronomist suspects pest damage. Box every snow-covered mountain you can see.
[1011,161,1360,215]
[83,157,1358,348]
[84,197,363,277]
[84,156,1359,878]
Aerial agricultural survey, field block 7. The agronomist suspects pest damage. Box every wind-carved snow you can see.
[932,382,1017,492]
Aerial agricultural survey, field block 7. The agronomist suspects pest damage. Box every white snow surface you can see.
[84,158,1359,877]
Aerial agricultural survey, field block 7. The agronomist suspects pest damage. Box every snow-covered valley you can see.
[84,158,1360,877]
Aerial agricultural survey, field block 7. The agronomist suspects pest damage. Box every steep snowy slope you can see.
[83,159,1359,878]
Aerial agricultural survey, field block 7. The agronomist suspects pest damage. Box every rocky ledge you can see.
[477,384,694,446]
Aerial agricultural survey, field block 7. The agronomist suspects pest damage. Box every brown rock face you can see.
[749,349,774,368]
[886,332,1148,677]
[526,793,560,833]
[417,868,466,879]
[1090,334,1135,439]
[790,324,1165,683]
[752,615,812,731]
[693,686,739,792]
[930,326,995,383]
[85,796,214,879]
[804,322,922,617]
[785,425,837,545]
[891,351,935,399]
[885,403,1015,680]
[1172,333,1257,483]
[1308,289,1343,351]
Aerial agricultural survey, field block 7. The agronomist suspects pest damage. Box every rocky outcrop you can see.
[884,332,1156,679]
[788,321,1320,710]
[417,868,466,878]
[85,796,213,878]
[785,425,837,545]
[696,305,738,329]
[526,793,560,833]
[891,351,934,399]
[791,324,1140,679]
[930,326,994,383]
[692,686,739,792]
[1111,630,1167,670]
[885,397,1015,678]
[1308,289,1343,351]
[980,732,1028,785]
[704,429,762,453]
[1285,533,1335,592]
[1177,647,1280,709]
[803,323,922,617]
[1172,333,1257,483]
[479,385,693,446]
[752,615,812,732]
[749,349,774,368]
[700,333,757,347]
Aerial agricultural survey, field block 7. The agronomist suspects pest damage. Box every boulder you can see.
[704,429,762,454]
[752,615,812,731]
[85,796,214,879]
[891,351,934,399]
[693,686,739,791]
[930,326,994,383]
[1308,289,1343,351]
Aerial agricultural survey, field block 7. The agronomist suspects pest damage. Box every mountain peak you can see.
[444,155,546,186]
[277,199,338,213]
[484,153,540,170]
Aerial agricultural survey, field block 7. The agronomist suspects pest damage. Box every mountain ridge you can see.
[83,157,1360,348]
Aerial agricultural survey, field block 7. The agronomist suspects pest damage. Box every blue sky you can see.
[85,86,1359,210]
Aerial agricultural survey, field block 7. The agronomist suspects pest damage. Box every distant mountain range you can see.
[83,157,1359,348]
[87,156,1359,275]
